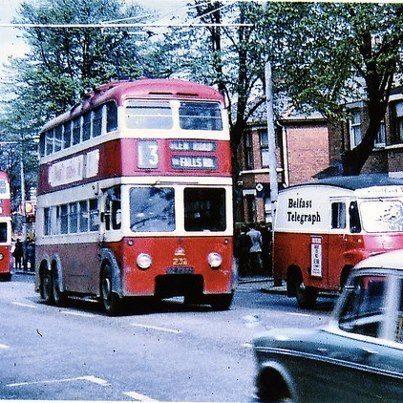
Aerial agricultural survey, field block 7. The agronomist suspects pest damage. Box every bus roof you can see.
[41,79,224,132]
[282,174,403,192]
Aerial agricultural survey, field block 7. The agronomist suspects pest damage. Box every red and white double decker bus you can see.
[0,172,12,281]
[35,79,235,314]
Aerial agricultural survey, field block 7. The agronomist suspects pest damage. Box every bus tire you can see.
[295,276,317,309]
[209,292,233,311]
[0,273,11,281]
[52,268,67,307]
[100,263,121,316]
[41,269,54,304]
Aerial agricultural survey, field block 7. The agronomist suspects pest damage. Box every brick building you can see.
[235,110,330,224]
[329,86,403,178]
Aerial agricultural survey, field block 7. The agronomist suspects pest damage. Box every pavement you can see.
[237,275,287,294]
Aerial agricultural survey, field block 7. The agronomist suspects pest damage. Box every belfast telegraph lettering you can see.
[287,198,321,225]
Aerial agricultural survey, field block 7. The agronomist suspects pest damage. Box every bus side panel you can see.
[109,237,233,297]
[0,246,11,275]
[36,242,100,294]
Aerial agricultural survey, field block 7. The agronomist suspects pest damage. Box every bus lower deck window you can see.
[130,187,175,232]
[184,188,226,232]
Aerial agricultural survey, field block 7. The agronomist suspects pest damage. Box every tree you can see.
[263,3,403,175]
[163,1,268,160]
[0,0,164,208]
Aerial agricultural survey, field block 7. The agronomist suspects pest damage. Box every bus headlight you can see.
[208,252,222,269]
[136,253,152,270]
[0,253,3,260]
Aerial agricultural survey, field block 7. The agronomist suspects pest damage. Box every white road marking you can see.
[242,342,253,349]
[124,391,159,401]
[6,375,109,388]
[12,302,37,309]
[0,343,10,349]
[286,312,311,317]
[131,323,182,334]
[60,310,95,318]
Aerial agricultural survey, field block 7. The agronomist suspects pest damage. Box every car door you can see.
[331,272,403,401]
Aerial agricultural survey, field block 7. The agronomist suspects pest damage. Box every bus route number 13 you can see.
[138,140,159,169]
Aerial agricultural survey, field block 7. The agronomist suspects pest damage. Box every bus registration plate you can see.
[166,267,194,275]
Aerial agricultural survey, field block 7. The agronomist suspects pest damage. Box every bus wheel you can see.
[52,269,67,307]
[0,273,11,281]
[100,264,120,316]
[295,277,317,309]
[41,270,54,304]
[209,292,233,311]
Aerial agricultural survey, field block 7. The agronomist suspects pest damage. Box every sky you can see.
[0,0,188,69]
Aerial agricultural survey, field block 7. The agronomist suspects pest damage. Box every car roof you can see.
[354,249,403,271]
[281,174,403,192]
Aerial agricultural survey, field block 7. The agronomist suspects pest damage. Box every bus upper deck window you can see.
[0,180,6,194]
[349,201,362,233]
[125,100,172,130]
[92,106,103,137]
[46,129,54,156]
[63,121,72,149]
[179,102,223,131]
[107,102,118,132]
[54,125,63,152]
[39,133,46,157]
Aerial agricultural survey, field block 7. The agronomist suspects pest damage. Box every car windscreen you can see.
[184,188,226,232]
[179,102,223,131]
[338,275,387,338]
[359,199,403,232]
[130,187,175,232]
[126,100,173,130]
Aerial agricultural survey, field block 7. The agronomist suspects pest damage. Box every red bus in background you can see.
[35,79,235,314]
[0,172,12,281]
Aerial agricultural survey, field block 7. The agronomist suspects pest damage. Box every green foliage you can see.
[0,0,165,206]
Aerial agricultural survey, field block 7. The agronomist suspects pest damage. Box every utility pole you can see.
[20,147,27,242]
[265,61,278,224]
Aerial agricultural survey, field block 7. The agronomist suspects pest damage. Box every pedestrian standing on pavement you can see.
[235,225,252,276]
[259,222,272,276]
[247,224,263,274]
[26,240,35,272]
[12,238,24,271]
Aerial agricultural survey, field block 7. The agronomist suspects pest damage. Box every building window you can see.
[260,130,269,168]
[244,132,253,170]
[375,120,386,147]
[349,109,362,148]
[395,102,403,144]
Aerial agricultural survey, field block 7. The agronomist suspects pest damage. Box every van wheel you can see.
[41,270,54,304]
[295,277,317,308]
[100,263,120,316]
[52,269,67,307]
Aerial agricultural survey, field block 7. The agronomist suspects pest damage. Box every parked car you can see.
[253,249,403,402]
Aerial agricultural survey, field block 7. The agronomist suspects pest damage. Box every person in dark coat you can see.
[26,240,35,272]
[259,222,272,276]
[12,239,24,270]
[235,225,252,276]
